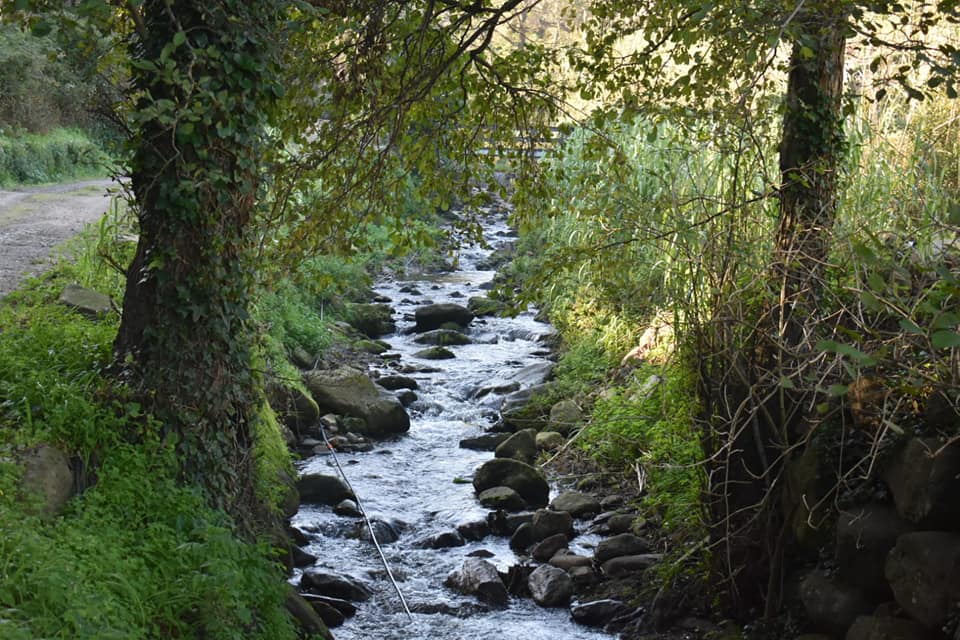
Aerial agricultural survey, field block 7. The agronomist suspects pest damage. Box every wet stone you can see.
[531,533,569,562]
[528,565,573,608]
[550,491,601,519]
[420,530,466,549]
[479,486,527,511]
[595,533,650,563]
[571,599,629,627]
[300,569,373,602]
[601,554,663,578]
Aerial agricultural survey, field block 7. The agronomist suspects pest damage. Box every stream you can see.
[291,204,614,640]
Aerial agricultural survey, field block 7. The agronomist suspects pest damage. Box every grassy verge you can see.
[0,128,110,187]
[0,208,298,639]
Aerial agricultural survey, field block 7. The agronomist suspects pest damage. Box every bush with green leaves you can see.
[0,128,109,186]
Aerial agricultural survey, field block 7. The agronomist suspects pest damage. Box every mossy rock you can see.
[415,346,456,360]
[343,303,396,338]
[414,329,472,347]
[355,339,391,354]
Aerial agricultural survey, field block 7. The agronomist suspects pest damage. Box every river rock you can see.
[595,533,651,563]
[510,522,537,552]
[58,284,113,318]
[375,374,418,391]
[531,508,574,541]
[512,362,555,386]
[17,443,74,517]
[536,431,564,451]
[479,486,527,511]
[846,615,935,640]
[414,346,456,360]
[421,530,466,549]
[292,546,317,568]
[305,595,357,619]
[334,499,362,517]
[355,518,402,544]
[569,565,598,587]
[799,572,874,636]
[413,329,473,346]
[300,569,373,602]
[884,437,960,527]
[473,458,550,507]
[414,303,474,332]
[604,513,637,535]
[285,589,333,639]
[550,491,601,519]
[836,505,912,595]
[297,473,354,506]
[601,554,663,578]
[885,531,960,628]
[571,599,629,627]
[548,399,584,435]
[395,389,417,406]
[549,551,592,570]
[500,384,554,430]
[303,367,410,437]
[531,533,569,562]
[344,302,396,338]
[495,428,538,464]
[355,339,390,354]
[460,432,511,451]
[307,599,345,628]
[528,565,573,607]
[470,379,521,400]
[457,519,489,541]
[444,558,509,606]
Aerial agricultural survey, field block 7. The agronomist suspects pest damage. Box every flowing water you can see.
[292,207,613,640]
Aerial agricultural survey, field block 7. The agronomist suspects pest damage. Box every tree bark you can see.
[114,0,281,520]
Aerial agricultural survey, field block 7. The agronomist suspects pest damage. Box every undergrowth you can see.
[0,128,110,186]
[0,208,298,639]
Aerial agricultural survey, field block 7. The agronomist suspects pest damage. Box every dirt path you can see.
[0,179,119,299]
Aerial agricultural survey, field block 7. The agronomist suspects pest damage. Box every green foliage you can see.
[0,215,297,640]
[0,128,109,186]
[0,24,100,134]
[0,445,295,640]
[580,362,703,531]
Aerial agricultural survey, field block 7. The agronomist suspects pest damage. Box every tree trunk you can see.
[114,1,281,520]
[705,4,848,617]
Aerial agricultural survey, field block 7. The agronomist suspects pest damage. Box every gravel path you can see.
[0,179,119,299]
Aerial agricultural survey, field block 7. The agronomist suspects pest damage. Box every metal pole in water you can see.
[318,423,414,621]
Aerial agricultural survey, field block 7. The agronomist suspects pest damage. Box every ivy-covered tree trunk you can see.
[114,1,282,518]
[707,5,848,617]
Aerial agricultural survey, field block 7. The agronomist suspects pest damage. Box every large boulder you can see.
[836,505,912,596]
[303,367,409,437]
[444,558,509,606]
[298,473,354,505]
[473,458,549,507]
[500,384,553,431]
[885,531,960,629]
[18,444,74,517]
[536,431,564,452]
[414,303,473,332]
[884,438,960,528]
[799,572,874,637]
[494,428,538,464]
[344,303,396,338]
[527,565,573,607]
